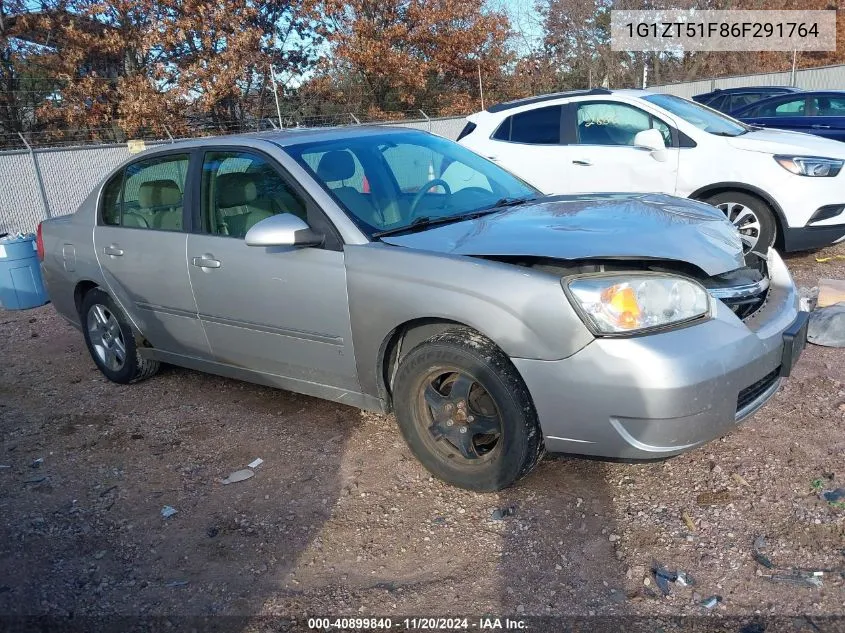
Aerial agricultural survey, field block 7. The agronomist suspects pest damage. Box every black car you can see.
[693,86,802,114]
[731,90,845,142]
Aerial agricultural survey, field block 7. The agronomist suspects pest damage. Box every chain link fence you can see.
[0,115,468,235]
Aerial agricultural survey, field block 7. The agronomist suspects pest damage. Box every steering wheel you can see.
[409,179,452,219]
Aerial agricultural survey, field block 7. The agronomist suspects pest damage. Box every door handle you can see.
[572,159,592,166]
[191,255,221,269]
[103,245,124,257]
[811,124,831,129]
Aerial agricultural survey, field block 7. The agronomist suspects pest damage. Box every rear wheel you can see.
[80,288,159,384]
[703,191,777,253]
[392,327,544,491]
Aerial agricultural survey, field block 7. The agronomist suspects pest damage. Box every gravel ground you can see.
[0,244,844,625]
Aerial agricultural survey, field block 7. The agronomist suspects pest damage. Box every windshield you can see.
[644,93,750,137]
[285,130,538,237]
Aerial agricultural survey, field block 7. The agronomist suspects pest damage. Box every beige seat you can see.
[215,172,275,238]
[316,151,379,224]
[137,179,183,230]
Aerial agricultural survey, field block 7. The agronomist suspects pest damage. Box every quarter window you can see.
[200,151,307,239]
[576,102,670,147]
[729,93,762,111]
[101,172,122,226]
[100,154,189,230]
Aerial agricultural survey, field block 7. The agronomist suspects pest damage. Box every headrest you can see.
[316,150,355,182]
[138,180,182,208]
[217,172,258,208]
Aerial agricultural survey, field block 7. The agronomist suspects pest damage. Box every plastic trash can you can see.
[0,234,49,310]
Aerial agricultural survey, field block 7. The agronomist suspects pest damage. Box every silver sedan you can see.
[37,127,808,490]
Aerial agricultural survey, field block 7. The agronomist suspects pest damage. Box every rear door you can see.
[94,152,211,358]
[185,148,359,393]
[555,100,679,194]
[477,104,571,193]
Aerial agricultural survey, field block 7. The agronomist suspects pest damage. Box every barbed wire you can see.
[0,108,468,150]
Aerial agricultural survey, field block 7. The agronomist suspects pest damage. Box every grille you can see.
[737,368,780,413]
[720,290,769,320]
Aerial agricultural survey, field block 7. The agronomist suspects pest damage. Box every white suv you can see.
[458,89,845,252]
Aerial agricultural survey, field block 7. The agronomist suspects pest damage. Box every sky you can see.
[489,0,545,54]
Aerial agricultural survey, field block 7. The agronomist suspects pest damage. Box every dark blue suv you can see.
[731,91,845,142]
[693,86,801,114]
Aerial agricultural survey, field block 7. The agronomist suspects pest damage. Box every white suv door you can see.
[559,100,680,195]
[473,99,681,196]
[477,104,572,192]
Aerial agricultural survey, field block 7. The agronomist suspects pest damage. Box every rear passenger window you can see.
[730,93,760,111]
[100,154,189,230]
[493,105,561,144]
[200,151,307,239]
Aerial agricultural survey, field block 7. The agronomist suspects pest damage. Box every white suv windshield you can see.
[644,93,749,137]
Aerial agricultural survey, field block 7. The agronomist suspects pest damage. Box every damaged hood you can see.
[380,193,745,276]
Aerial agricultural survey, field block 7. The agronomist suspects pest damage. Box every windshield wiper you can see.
[487,194,540,209]
[372,195,539,239]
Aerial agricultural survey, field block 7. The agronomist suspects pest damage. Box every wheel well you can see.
[73,280,99,316]
[378,318,470,411]
[691,185,785,249]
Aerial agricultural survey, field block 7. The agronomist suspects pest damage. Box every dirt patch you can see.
[0,244,844,620]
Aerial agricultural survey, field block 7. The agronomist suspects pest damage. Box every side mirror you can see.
[244,213,323,248]
[633,128,668,162]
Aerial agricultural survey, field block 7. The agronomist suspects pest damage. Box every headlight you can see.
[774,155,843,177]
[566,275,711,335]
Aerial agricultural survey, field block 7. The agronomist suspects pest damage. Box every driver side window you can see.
[200,151,307,239]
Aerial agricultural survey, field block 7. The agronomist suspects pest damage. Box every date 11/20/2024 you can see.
[307,617,528,630]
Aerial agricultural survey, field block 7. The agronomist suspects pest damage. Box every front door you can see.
[94,152,211,358]
[186,149,359,394]
[555,100,679,195]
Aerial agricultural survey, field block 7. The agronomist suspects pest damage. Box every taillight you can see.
[36,222,45,261]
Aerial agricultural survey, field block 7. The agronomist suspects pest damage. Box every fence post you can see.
[163,125,175,143]
[419,109,431,132]
[349,113,361,125]
[18,132,52,220]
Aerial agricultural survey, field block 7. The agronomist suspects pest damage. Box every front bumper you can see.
[513,249,803,459]
[783,223,845,252]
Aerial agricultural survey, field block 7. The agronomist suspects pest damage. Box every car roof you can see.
[694,86,800,99]
[140,125,421,154]
[732,89,845,115]
[485,88,613,113]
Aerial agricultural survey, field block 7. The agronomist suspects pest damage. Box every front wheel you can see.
[703,191,777,254]
[80,288,160,384]
[392,327,544,491]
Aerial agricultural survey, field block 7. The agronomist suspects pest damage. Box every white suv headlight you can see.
[774,155,843,177]
[566,274,711,335]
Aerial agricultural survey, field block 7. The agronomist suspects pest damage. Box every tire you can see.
[702,191,777,254]
[80,288,160,384]
[392,327,544,491]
